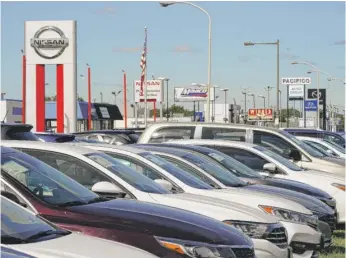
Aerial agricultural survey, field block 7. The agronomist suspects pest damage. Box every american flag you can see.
[139,27,147,96]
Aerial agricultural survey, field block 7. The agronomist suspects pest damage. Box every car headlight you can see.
[223,220,268,239]
[332,183,345,191]
[155,236,238,258]
[259,205,318,226]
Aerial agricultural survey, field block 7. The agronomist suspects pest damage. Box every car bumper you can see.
[317,221,332,249]
[333,191,345,223]
[280,221,321,257]
[253,239,288,258]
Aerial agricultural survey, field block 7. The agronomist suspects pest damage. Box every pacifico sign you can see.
[30,26,69,59]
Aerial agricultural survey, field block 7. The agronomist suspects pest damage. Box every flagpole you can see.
[144,27,148,127]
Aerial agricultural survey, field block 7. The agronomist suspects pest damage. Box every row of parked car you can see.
[1,122,345,258]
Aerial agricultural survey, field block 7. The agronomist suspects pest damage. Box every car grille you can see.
[308,222,319,231]
[321,198,336,211]
[319,214,336,232]
[231,248,255,258]
[265,227,288,249]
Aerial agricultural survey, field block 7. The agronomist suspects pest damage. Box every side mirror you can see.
[91,181,125,195]
[263,163,277,173]
[289,149,302,162]
[1,191,27,208]
[154,179,173,191]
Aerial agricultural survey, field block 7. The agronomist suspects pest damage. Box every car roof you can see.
[296,136,323,142]
[73,130,136,135]
[146,122,281,132]
[67,142,148,154]
[169,139,256,149]
[1,140,97,155]
[35,132,75,136]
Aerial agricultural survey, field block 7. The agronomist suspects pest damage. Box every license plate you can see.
[287,247,293,258]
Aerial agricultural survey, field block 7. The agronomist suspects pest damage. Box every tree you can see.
[45,95,84,101]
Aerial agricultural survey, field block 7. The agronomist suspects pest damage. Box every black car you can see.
[135,144,337,234]
[1,146,254,258]
[73,130,138,144]
[1,124,39,141]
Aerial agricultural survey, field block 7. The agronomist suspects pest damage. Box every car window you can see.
[101,135,114,144]
[253,146,304,171]
[302,141,336,157]
[199,147,263,179]
[139,152,213,189]
[87,135,99,141]
[21,150,112,191]
[278,130,325,158]
[213,146,269,171]
[323,134,345,147]
[92,152,172,194]
[1,196,65,244]
[157,155,221,188]
[2,150,98,205]
[201,127,246,141]
[149,127,195,143]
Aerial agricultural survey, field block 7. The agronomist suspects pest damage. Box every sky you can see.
[1,1,345,113]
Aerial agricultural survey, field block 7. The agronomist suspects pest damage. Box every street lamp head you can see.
[291,61,298,65]
[244,42,255,46]
[122,69,126,73]
[258,95,264,98]
[159,1,175,7]
[307,71,312,74]
[220,88,229,92]
[112,92,116,95]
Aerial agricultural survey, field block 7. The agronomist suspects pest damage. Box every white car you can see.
[67,142,322,258]
[169,139,346,224]
[137,122,345,175]
[296,136,346,159]
[2,140,290,258]
[1,196,159,258]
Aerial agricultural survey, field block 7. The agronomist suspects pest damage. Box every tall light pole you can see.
[111,90,122,105]
[158,77,170,121]
[212,85,219,122]
[291,61,320,128]
[258,95,266,108]
[244,40,280,125]
[264,86,274,108]
[220,88,229,123]
[100,92,103,103]
[247,93,256,108]
[122,70,128,129]
[159,1,212,122]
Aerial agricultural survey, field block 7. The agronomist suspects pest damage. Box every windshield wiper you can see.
[58,200,88,207]
[232,184,247,187]
[1,235,26,244]
[25,229,69,241]
[87,196,110,204]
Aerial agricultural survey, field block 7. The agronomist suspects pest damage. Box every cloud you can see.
[332,40,346,45]
[172,45,194,53]
[94,6,116,16]
[112,47,141,53]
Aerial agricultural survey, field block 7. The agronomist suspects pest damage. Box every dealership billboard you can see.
[174,87,215,102]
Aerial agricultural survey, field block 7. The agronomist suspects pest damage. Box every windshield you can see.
[85,152,170,194]
[253,146,304,171]
[279,130,325,157]
[202,149,263,179]
[302,140,336,156]
[179,152,248,187]
[324,140,346,154]
[1,151,98,205]
[1,196,66,244]
[139,153,213,189]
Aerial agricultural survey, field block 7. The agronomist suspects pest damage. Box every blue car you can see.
[283,128,345,148]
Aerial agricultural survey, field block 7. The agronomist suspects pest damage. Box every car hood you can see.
[67,199,251,246]
[241,176,332,199]
[320,156,346,166]
[301,170,345,182]
[243,184,334,215]
[8,233,158,258]
[149,192,278,223]
[191,188,311,215]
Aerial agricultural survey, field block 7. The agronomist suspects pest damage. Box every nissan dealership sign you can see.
[174,87,215,102]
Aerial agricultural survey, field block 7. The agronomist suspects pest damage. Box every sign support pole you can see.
[286,84,289,128]
[303,84,306,128]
